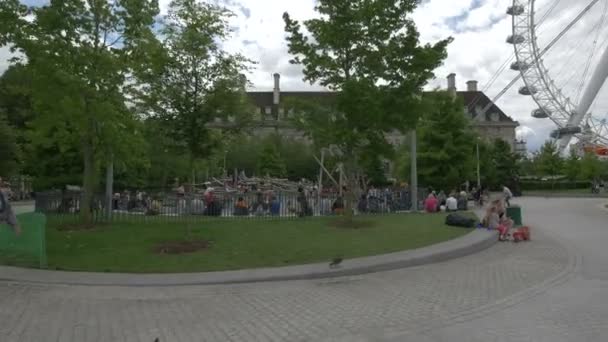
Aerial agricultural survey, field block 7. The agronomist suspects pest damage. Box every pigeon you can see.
[329,257,343,268]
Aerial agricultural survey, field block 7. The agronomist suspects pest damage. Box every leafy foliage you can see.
[564,149,581,181]
[490,138,520,187]
[417,92,476,190]
[283,0,451,195]
[0,0,160,222]
[0,115,20,176]
[257,144,287,178]
[140,0,252,180]
[536,141,563,179]
[580,152,603,181]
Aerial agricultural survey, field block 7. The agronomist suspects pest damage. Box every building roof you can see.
[246,90,518,125]
[458,91,517,124]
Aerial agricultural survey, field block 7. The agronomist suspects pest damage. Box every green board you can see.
[0,212,47,268]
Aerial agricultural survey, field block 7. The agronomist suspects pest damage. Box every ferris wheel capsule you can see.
[510,61,530,71]
[519,85,538,95]
[532,108,550,118]
[507,5,525,16]
[550,126,583,139]
[507,34,525,44]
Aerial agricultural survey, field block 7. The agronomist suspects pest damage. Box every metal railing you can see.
[35,188,429,223]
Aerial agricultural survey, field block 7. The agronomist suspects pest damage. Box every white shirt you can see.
[446,196,458,211]
[503,187,513,198]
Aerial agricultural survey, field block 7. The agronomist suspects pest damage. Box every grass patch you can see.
[34,213,473,273]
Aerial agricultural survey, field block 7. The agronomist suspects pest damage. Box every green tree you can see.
[257,144,287,178]
[0,0,159,223]
[284,0,451,210]
[536,141,563,185]
[142,0,252,184]
[564,149,581,181]
[491,138,520,187]
[0,115,20,177]
[417,92,476,190]
[518,155,536,177]
[580,152,603,181]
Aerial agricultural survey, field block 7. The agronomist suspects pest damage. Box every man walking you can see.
[502,185,513,207]
[0,177,21,236]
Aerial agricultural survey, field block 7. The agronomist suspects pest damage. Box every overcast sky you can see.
[3,0,608,151]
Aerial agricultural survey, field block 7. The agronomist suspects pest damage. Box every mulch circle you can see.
[153,240,211,255]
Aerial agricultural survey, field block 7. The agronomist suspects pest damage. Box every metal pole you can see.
[476,142,481,189]
[410,129,418,211]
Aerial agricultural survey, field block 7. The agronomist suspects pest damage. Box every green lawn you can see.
[31,214,471,273]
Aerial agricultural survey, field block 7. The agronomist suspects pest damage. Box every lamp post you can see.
[223,150,228,177]
[410,129,418,211]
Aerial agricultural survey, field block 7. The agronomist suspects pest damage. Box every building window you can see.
[265,106,272,115]
[279,107,285,118]
[491,112,499,122]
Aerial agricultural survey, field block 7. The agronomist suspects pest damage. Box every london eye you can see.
[507,0,608,155]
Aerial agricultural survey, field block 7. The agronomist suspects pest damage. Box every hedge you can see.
[520,181,591,191]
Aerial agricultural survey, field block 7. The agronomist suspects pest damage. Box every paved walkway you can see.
[1,197,606,341]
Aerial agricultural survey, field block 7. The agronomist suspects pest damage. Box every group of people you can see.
[424,190,469,213]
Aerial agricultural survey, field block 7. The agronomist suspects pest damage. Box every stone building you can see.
[241,73,520,150]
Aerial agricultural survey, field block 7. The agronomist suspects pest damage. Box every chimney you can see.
[447,73,456,97]
[273,73,280,105]
[466,80,478,92]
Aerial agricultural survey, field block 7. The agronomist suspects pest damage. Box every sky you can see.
[2,0,608,152]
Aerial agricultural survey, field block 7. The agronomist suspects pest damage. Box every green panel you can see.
[506,205,523,227]
[0,212,47,268]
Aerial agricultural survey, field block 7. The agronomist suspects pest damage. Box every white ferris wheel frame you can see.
[511,0,608,147]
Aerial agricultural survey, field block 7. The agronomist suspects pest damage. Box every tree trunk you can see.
[80,136,96,224]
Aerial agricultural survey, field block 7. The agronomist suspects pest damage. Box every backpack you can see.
[445,213,476,228]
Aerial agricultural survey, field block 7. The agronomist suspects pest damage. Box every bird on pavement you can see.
[329,257,343,268]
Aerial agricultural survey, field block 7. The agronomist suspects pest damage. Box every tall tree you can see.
[417,92,476,190]
[284,0,452,208]
[536,141,563,184]
[142,0,252,184]
[564,149,581,181]
[0,0,159,223]
[580,152,603,181]
[257,144,287,178]
[491,138,520,187]
[0,115,20,177]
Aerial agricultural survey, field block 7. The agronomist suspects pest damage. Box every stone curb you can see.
[0,228,497,287]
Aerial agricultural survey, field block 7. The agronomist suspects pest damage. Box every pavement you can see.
[0,197,607,341]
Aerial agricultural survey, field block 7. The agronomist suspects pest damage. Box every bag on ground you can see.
[445,213,476,228]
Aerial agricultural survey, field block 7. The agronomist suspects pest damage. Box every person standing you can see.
[0,177,21,236]
[502,185,513,207]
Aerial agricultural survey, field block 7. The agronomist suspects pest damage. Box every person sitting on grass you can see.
[446,193,458,212]
[0,177,21,236]
[269,196,281,216]
[424,193,438,213]
[332,196,345,215]
[234,197,249,216]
